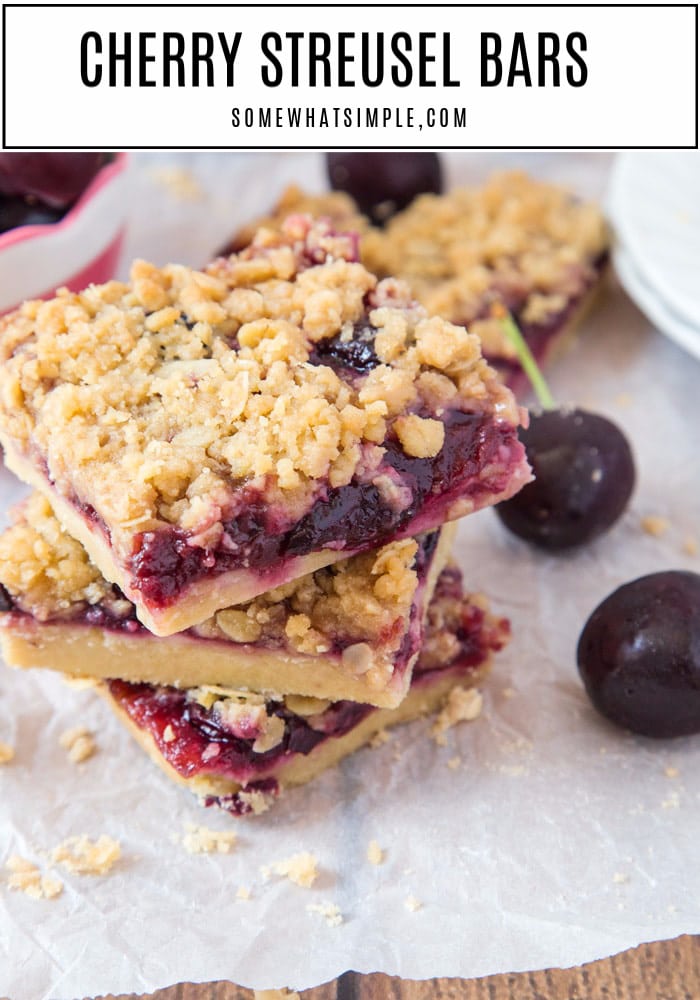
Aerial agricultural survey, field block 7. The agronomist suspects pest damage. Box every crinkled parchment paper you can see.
[1,153,699,1000]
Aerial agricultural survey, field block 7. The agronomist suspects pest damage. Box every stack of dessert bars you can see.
[0,216,529,816]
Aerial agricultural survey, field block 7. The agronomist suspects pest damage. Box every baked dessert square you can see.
[226,173,609,394]
[0,493,452,708]
[99,565,510,816]
[0,215,529,635]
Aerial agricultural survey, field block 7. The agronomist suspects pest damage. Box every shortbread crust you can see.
[100,567,510,815]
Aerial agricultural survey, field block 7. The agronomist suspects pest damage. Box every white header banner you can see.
[2,4,697,149]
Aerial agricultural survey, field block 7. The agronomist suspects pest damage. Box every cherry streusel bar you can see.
[101,566,510,816]
[0,493,452,708]
[0,216,529,635]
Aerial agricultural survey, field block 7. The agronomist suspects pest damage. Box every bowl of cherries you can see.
[0,152,129,315]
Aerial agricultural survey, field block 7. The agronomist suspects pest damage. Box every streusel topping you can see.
[0,216,514,540]
[0,493,421,654]
[232,174,608,357]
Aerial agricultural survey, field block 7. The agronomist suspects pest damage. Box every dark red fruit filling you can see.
[308,319,379,375]
[129,411,523,608]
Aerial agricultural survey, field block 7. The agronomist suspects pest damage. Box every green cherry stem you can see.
[499,311,556,411]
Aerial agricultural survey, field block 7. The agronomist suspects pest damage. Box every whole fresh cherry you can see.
[497,408,635,550]
[326,152,442,223]
[577,571,700,738]
[494,313,635,550]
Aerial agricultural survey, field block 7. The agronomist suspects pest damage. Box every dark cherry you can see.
[326,152,442,224]
[577,572,700,738]
[496,408,635,550]
[0,195,64,235]
[0,153,107,209]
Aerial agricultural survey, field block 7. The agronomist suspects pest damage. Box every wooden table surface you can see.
[107,935,700,1000]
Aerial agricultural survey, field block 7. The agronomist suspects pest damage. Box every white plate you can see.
[615,243,700,362]
[607,150,700,330]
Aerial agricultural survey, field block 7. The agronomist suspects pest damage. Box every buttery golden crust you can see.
[0,216,517,550]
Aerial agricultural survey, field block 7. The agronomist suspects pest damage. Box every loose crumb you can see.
[59,726,96,764]
[664,765,680,779]
[236,787,275,816]
[61,675,98,690]
[254,990,299,1000]
[615,393,633,407]
[662,791,681,810]
[369,728,391,749]
[149,166,204,201]
[182,824,237,855]
[6,856,63,900]
[263,852,318,888]
[404,895,423,912]
[0,741,15,764]
[366,840,384,866]
[501,687,516,700]
[683,536,698,557]
[431,687,483,745]
[613,872,630,884]
[306,902,343,927]
[641,515,669,538]
[236,885,251,901]
[51,835,121,875]
[447,755,462,770]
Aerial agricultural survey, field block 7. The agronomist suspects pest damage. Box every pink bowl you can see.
[0,153,129,315]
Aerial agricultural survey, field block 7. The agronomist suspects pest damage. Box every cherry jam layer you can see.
[106,567,508,813]
[0,533,440,680]
[129,410,525,608]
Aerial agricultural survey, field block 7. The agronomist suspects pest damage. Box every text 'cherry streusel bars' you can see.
[0,215,530,635]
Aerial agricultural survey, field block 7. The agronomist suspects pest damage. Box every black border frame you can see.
[2,3,698,150]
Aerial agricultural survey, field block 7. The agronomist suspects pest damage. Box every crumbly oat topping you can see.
[181,823,237,854]
[0,741,15,764]
[0,493,111,621]
[1,493,423,673]
[263,851,319,888]
[306,901,343,927]
[236,175,608,359]
[229,184,369,253]
[6,855,63,900]
[431,687,484,746]
[0,216,514,542]
[59,726,97,764]
[51,834,121,875]
[366,840,384,865]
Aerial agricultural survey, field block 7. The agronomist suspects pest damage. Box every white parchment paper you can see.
[1,153,699,1000]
